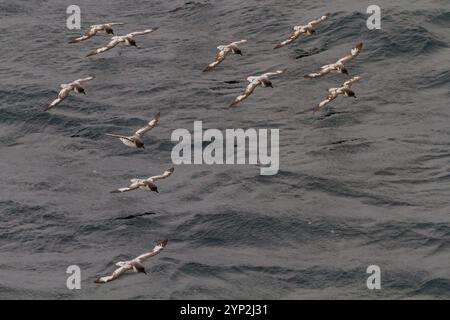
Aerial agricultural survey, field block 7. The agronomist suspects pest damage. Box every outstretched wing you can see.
[230,80,260,106]
[304,67,332,78]
[105,133,131,141]
[105,22,126,27]
[86,39,121,57]
[94,265,131,284]
[72,76,95,85]
[44,87,72,111]
[308,13,330,28]
[338,42,363,64]
[262,70,285,78]
[314,92,338,112]
[126,28,159,37]
[148,167,174,181]
[134,112,161,138]
[203,49,228,72]
[45,98,63,111]
[274,30,304,49]
[230,39,247,46]
[69,27,97,43]
[134,239,168,263]
[343,76,362,88]
[110,181,142,193]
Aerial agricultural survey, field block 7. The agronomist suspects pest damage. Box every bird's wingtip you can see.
[159,239,169,247]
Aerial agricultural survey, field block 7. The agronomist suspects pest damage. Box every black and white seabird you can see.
[305,43,363,78]
[110,167,174,194]
[106,112,160,149]
[274,14,329,49]
[69,23,125,43]
[314,76,361,112]
[230,70,285,107]
[86,28,159,57]
[94,240,168,284]
[45,76,95,111]
[203,40,247,72]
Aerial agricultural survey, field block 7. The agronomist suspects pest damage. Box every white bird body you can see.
[94,240,168,284]
[203,40,247,72]
[45,76,95,111]
[230,70,285,106]
[86,28,159,57]
[274,14,329,49]
[69,22,125,43]
[106,112,160,149]
[110,167,174,194]
[314,76,362,111]
[305,43,363,78]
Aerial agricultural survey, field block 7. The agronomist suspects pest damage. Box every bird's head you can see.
[136,265,147,274]
[150,185,159,193]
[105,27,114,35]
[341,67,349,75]
[128,38,137,47]
[347,90,356,98]
[265,81,274,88]
[136,140,145,149]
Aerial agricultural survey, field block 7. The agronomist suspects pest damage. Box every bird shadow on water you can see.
[294,45,328,59]
[314,109,349,121]
[115,212,158,220]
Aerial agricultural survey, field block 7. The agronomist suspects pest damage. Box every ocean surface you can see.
[0,0,449,299]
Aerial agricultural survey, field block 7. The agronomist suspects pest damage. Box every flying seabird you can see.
[203,40,247,72]
[86,28,159,57]
[110,167,174,194]
[305,43,363,78]
[69,23,125,43]
[274,14,329,49]
[94,240,168,284]
[314,76,361,112]
[106,112,160,149]
[45,76,95,111]
[230,70,285,107]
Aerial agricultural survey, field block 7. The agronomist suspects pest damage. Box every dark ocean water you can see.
[0,0,449,299]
